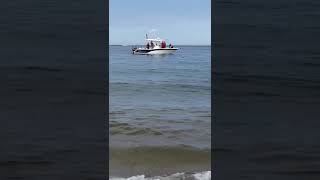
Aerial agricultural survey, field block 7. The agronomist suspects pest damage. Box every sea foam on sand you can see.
[110,171,211,180]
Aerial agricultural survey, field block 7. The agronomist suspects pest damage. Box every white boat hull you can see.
[133,48,178,55]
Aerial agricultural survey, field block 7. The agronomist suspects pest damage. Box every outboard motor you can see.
[132,47,137,54]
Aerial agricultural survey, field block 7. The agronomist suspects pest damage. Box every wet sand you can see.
[110,146,210,177]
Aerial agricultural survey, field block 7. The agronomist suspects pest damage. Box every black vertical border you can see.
[0,0,109,179]
[105,0,110,178]
[211,0,320,179]
[211,0,216,178]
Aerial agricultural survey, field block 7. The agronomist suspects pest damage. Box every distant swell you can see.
[110,121,163,136]
[110,82,210,93]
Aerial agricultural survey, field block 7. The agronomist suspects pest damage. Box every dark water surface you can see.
[110,46,211,178]
[213,0,320,179]
[0,1,107,179]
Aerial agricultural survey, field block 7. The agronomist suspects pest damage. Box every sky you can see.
[109,0,211,45]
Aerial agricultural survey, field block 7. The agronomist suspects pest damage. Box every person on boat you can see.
[146,42,150,49]
[169,44,173,48]
[161,41,166,48]
[150,41,154,49]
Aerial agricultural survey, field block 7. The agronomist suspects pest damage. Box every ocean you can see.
[109,46,211,179]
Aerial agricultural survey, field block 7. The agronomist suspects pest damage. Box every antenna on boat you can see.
[146,34,148,39]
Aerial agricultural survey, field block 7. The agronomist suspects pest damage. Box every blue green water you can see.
[109,45,211,177]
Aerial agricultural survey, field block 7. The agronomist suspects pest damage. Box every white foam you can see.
[110,175,146,180]
[110,171,211,180]
[193,171,211,180]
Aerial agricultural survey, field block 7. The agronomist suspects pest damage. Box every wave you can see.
[109,120,210,139]
[110,82,210,93]
[109,121,163,136]
[110,171,211,180]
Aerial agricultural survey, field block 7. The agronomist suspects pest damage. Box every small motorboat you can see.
[132,35,178,55]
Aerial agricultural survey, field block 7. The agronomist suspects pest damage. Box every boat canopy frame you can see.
[146,38,164,42]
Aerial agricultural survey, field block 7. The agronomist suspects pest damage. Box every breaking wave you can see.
[110,171,211,180]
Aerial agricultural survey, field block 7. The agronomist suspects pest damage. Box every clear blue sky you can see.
[110,0,211,45]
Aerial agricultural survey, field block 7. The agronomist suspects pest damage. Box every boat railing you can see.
[132,44,174,50]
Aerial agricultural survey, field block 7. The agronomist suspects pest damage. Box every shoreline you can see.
[109,146,211,178]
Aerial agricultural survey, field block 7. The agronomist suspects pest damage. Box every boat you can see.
[132,35,178,55]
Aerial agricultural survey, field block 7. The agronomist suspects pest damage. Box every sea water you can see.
[109,46,211,179]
